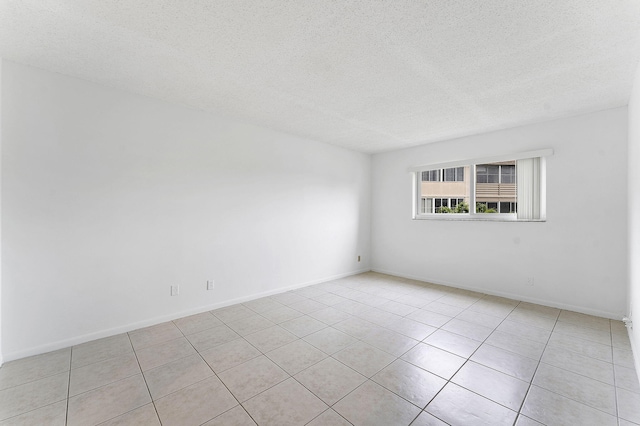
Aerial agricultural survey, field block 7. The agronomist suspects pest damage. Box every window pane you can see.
[419,166,469,214]
[501,165,515,183]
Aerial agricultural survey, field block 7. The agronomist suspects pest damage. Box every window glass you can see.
[415,154,546,220]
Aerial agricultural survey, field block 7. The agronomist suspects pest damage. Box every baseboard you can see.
[371,268,622,320]
[2,268,370,363]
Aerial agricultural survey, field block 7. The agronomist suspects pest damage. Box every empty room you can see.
[2,1,640,425]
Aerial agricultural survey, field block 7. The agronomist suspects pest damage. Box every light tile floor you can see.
[1,272,639,425]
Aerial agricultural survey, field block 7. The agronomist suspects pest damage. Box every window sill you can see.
[413,214,545,222]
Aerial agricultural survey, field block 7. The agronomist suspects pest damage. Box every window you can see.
[411,149,551,221]
[444,167,464,182]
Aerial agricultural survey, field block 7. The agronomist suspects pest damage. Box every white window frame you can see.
[410,149,552,222]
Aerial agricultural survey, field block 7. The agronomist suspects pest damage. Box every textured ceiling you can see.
[2,1,640,153]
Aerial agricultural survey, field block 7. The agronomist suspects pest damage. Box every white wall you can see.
[628,59,640,376]
[372,108,628,319]
[1,60,371,361]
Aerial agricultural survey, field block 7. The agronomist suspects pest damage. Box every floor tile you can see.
[332,300,373,315]
[311,293,350,307]
[385,317,437,341]
[546,331,612,362]
[185,324,240,352]
[135,336,197,371]
[212,304,255,323]
[67,374,150,426]
[99,403,160,426]
[521,385,617,426]
[452,361,529,411]
[515,302,560,320]
[128,323,182,351]
[507,310,557,331]
[333,341,395,377]
[617,387,640,424]
[615,364,640,393]
[393,294,433,308]
[259,306,304,324]
[360,327,419,357]
[333,380,421,426]
[269,291,308,306]
[471,344,538,382]
[485,330,545,361]
[614,347,636,369]
[410,411,448,425]
[558,310,610,332]
[0,349,70,391]
[280,315,327,337]
[467,299,516,319]
[294,357,366,405]
[355,308,403,328]
[426,382,517,426]
[423,329,481,358]
[438,293,481,309]
[455,310,503,329]
[143,354,214,400]
[0,372,68,421]
[288,299,328,314]
[154,376,238,426]
[266,340,327,375]
[407,309,452,328]
[202,405,256,426]
[244,325,298,353]
[243,378,327,425]
[401,343,466,380]
[378,300,418,316]
[72,334,134,368]
[69,352,140,396]
[173,312,223,335]
[5,272,639,426]
[295,286,328,299]
[496,320,551,344]
[218,355,289,402]
[243,297,284,314]
[514,415,544,426]
[423,301,465,317]
[308,307,352,325]
[372,359,446,408]
[553,321,611,346]
[533,362,616,414]
[541,345,614,384]
[199,338,262,373]
[227,314,275,336]
[306,409,351,426]
[332,317,375,339]
[302,327,358,355]
[442,318,493,342]
[0,400,66,426]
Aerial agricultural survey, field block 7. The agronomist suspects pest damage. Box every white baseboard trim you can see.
[371,268,623,320]
[2,268,370,363]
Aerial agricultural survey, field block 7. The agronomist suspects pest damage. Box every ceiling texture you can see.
[2,1,640,153]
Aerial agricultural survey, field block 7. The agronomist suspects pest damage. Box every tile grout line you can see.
[65,347,72,426]
[513,308,561,425]
[126,332,163,426]
[417,297,522,425]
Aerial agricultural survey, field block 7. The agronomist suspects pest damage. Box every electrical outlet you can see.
[526,277,534,287]
[171,285,180,296]
[357,255,361,262]
[207,280,215,290]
